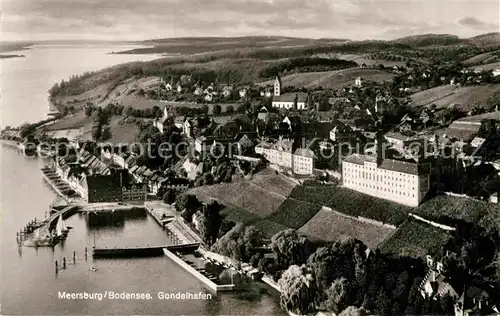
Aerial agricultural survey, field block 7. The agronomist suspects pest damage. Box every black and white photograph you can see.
[1,0,500,315]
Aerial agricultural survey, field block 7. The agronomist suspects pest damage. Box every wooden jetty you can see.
[92,243,200,259]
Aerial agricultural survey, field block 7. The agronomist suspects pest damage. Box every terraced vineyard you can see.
[298,207,395,249]
[266,198,322,229]
[378,217,453,258]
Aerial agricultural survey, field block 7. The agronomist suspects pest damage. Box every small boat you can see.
[66,226,74,230]
[55,215,69,237]
[89,267,97,272]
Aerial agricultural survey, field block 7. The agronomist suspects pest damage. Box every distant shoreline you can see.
[0,54,25,59]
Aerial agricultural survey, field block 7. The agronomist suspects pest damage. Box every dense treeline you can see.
[48,70,104,97]
[259,57,358,78]
[391,35,462,47]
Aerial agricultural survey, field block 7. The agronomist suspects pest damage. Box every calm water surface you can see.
[0,45,283,315]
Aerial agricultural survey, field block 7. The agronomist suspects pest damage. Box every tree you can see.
[237,103,247,113]
[199,200,223,245]
[213,104,222,115]
[211,223,263,262]
[101,125,111,141]
[175,194,201,222]
[203,172,214,185]
[85,106,94,117]
[278,265,317,315]
[324,277,350,314]
[162,189,176,204]
[307,238,368,306]
[375,288,391,316]
[339,306,367,316]
[270,229,312,268]
[91,124,102,141]
[19,123,35,138]
[124,106,134,117]
[226,105,234,114]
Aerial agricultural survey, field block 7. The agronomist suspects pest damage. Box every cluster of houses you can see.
[52,151,147,203]
[164,76,248,103]
[50,145,195,203]
[420,244,500,316]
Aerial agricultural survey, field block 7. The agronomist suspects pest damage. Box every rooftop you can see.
[294,148,315,158]
[343,154,427,175]
[378,159,421,175]
[385,132,410,142]
[273,92,308,103]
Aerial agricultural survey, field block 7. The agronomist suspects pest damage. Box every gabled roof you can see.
[343,154,376,165]
[270,138,294,152]
[385,132,410,142]
[236,134,254,148]
[378,159,422,175]
[294,148,315,159]
[129,165,139,173]
[273,92,308,103]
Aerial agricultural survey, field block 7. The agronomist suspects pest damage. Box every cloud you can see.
[1,0,498,41]
[458,16,496,29]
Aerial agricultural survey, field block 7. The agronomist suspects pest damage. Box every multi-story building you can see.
[342,141,430,206]
[122,183,147,201]
[255,138,315,175]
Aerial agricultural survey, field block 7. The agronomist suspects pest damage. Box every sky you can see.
[1,0,499,42]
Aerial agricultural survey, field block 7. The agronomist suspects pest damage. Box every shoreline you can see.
[0,54,25,59]
[0,139,20,148]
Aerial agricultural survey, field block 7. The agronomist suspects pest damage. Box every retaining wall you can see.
[409,213,456,231]
[321,206,397,230]
[163,248,234,292]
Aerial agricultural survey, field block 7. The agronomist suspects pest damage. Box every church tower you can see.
[274,75,282,96]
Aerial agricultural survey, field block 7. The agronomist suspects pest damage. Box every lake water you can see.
[0,45,283,315]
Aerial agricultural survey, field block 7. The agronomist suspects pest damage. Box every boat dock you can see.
[41,166,78,199]
[144,201,176,226]
[92,243,200,258]
[164,248,235,292]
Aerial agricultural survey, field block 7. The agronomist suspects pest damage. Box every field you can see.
[410,84,500,110]
[288,182,339,205]
[479,61,500,71]
[266,198,322,229]
[378,217,453,258]
[257,68,395,89]
[417,195,500,229]
[189,181,286,218]
[187,168,297,218]
[40,113,141,143]
[105,117,141,143]
[220,205,261,226]
[298,207,395,249]
[42,112,93,131]
[325,187,412,226]
[463,51,500,65]
[313,53,407,68]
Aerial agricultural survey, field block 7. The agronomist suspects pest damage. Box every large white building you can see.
[342,151,430,207]
[271,76,309,110]
[255,138,315,175]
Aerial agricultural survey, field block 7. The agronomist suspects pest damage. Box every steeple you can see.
[274,75,282,96]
